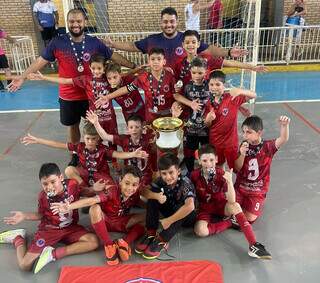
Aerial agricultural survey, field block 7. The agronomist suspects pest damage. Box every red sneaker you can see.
[104,243,119,265]
[116,238,131,261]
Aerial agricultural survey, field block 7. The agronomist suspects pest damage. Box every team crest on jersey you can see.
[175,47,184,56]
[125,278,162,283]
[36,238,46,248]
[222,108,229,116]
[83,52,91,62]
[163,84,170,92]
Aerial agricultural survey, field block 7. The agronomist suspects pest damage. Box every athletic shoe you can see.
[104,243,119,265]
[68,153,79,167]
[0,229,26,243]
[142,238,169,260]
[34,246,55,274]
[135,235,155,254]
[248,242,272,260]
[116,238,131,261]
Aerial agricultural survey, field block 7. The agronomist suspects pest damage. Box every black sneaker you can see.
[142,237,169,260]
[68,153,79,167]
[135,234,155,254]
[248,242,272,260]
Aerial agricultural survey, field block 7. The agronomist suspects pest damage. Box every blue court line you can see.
[1,71,320,112]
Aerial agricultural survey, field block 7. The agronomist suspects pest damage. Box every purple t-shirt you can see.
[41,34,113,100]
[134,31,208,69]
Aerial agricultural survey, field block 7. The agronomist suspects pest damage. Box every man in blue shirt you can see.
[33,0,59,46]
[106,7,247,69]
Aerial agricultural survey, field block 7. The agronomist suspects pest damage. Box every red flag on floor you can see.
[58,260,223,283]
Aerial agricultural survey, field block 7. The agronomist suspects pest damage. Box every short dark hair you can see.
[209,70,226,83]
[242,115,264,132]
[83,122,98,136]
[122,165,142,180]
[39,163,61,180]
[67,8,86,20]
[105,62,122,74]
[148,47,165,57]
[158,153,180,171]
[90,54,106,66]
[198,144,216,157]
[161,7,178,18]
[190,57,207,69]
[127,114,143,124]
[183,30,200,42]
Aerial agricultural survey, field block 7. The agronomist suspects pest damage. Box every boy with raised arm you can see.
[234,115,290,223]
[21,123,148,190]
[0,163,99,273]
[192,145,271,259]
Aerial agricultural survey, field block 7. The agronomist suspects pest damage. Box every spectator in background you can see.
[206,0,223,44]
[0,29,17,91]
[284,0,306,42]
[33,0,59,46]
[185,0,215,31]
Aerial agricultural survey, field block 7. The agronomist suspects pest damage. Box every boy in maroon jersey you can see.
[21,123,148,190]
[173,30,266,117]
[0,163,99,273]
[86,110,156,186]
[105,62,146,122]
[234,115,290,223]
[95,47,178,124]
[192,145,271,259]
[204,70,257,169]
[51,165,145,266]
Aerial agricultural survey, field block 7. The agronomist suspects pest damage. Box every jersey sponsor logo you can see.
[36,238,46,248]
[222,108,229,116]
[83,52,91,62]
[175,46,184,56]
[163,84,170,92]
[125,278,162,283]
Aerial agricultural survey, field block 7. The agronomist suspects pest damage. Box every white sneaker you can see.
[34,246,55,274]
[0,229,26,244]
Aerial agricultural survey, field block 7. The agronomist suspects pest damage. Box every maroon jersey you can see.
[98,183,140,217]
[127,70,176,123]
[173,52,224,87]
[204,92,247,148]
[73,75,118,132]
[38,179,80,229]
[235,140,278,196]
[113,132,155,175]
[191,168,227,211]
[107,74,145,121]
[67,142,114,175]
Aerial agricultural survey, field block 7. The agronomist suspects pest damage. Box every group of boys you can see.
[0,7,291,275]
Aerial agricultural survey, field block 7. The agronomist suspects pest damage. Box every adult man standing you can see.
[9,9,136,163]
[106,7,246,69]
[33,0,59,46]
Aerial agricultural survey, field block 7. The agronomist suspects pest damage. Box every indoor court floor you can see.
[0,100,319,282]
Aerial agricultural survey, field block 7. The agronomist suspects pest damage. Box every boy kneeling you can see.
[136,153,196,259]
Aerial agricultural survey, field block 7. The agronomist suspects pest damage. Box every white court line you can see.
[255,99,320,104]
[0,100,319,114]
[0,106,123,114]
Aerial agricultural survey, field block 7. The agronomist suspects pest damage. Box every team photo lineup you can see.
[1,6,293,274]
